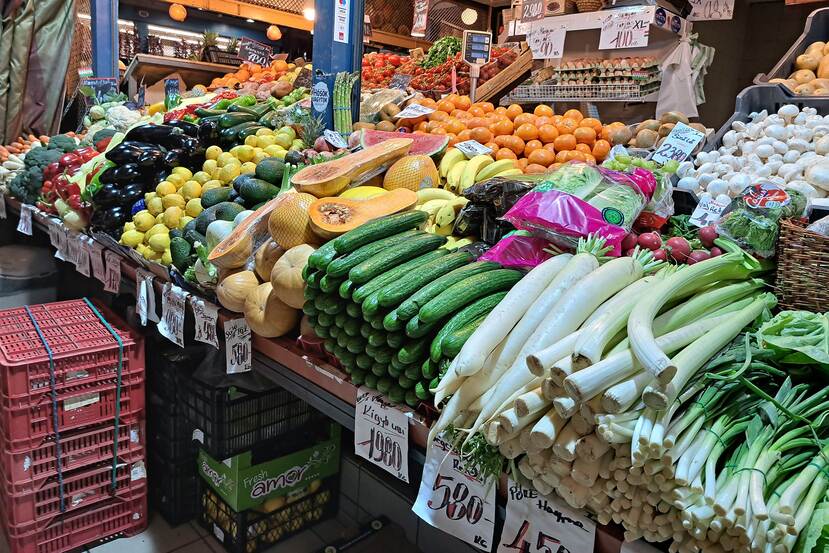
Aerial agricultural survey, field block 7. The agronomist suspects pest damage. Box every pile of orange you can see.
[397,95,621,174]
[209,60,293,90]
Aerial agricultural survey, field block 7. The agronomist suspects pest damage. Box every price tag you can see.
[67,233,80,265]
[389,74,413,90]
[650,122,705,164]
[80,77,117,104]
[413,434,496,551]
[159,282,187,347]
[323,129,349,149]
[355,387,410,482]
[396,104,435,119]
[17,204,32,235]
[514,18,531,36]
[76,238,91,277]
[689,195,728,228]
[527,20,567,59]
[130,461,147,481]
[688,0,734,21]
[0,194,6,219]
[90,242,107,283]
[103,251,121,293]
[224,317,252,374]
[455,140,492,158]
[521,0,545,23]
[135,268,158,326]
[55,226,70,261]
[191,297,219,349]
[238,38,273,66]
[599,11,650,50]
[497,479,596,553]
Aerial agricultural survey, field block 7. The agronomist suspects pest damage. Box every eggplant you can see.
[198,119,220,146]
[162,133,200,152]
[98,163,143,185]
[164,149,184,168]
[92,205,130,232]
[166,120,200,137]
[135,149,166,170]
[93,181,144,209]
[124,124,183,144]
[105,141,160,165]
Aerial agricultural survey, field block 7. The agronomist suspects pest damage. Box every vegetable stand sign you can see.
[389,74,413,90]
[527,19,567,60]
[413,434,496,551]
[237,38,273,66]
[497,480,596,553]
[191,297,219,349]
[323,129,348,149]
[80,77,117,105]
[159,282,187,347]
[599,11,650,50]
[103,250,121,293]
[135,268,158,326]
[521,0,545,23]
[354,387,410,482]
[689,195,729,227]
[650,122,705,164]
[225,317,252,374]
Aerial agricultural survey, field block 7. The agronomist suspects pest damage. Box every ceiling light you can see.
[246,18,255,23]
[461,8,478,25]
[303,8,316,20]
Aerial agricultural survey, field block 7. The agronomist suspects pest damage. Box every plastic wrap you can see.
[454,176,537,244]
[359,89,408,122]
[806,214,829,237]
[479,233,552,270]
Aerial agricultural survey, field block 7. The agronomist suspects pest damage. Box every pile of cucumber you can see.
[301,211,523,407]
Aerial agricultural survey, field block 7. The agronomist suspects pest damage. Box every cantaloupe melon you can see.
[383,156,440,191]
[267,192,319,250]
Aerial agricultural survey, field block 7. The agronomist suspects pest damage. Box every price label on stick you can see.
[237,38,272,66]
[599,11,650,50]
[395,103,435,119]
[650,122,706,164]
[225,318,252,374]
[413,434,496,551]
[527,20,567,60]
[135,268,158,326]
[355,387,410,482]
[191,297,219,349]
[159,283,187,347]
[103,251,121,293]
[17,204,32,235]
[689,195,729,228]
[497,479,596,553]
[389,74,413,90]
[90,242,107,283]
[76,238,91,277]
[323,129,348,149]
[455,140,492,158]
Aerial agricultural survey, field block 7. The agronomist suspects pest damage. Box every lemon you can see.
[146,223,169,239]
[244,135,258,147]
[120,230,144,248]
[172,166,193,180]
[136,244,148,257]
[181,181,202,201]
[156,213,165,223]
[146,197,164,216]
[179,215,194,229]
[202,159,218,175]
[144,248,162,261]
[273,133,292,149]
[291,139,305,150]
[163,206,183,229]
[218,163,241,183]
[278,126,297,141]
[254,151,269,164]
[166,173,185,187]
[185,198,203,218]
[148,233,171,253]
[144,191,157,203]
[162,194,186,210]
[240,162,257,174]
[205,145,223,160]
[217,152,236,167]
[156,181,176,196]
[264,143,285,154]
[256,135,276,148]
[133,210,155,231]
[255,127,274,137]
[123,221,136,233]
[202,179,223,192]
[231,145,255,163]
[161,249,173,266]
[192,171,211,184]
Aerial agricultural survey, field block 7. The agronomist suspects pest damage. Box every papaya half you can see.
[308,188,418,240]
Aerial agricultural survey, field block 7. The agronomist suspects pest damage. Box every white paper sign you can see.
[90,243,107,283]
[497,480,596,553]
[0,194,6,219]
[599,11,650,50]
[17,204,32,235]
[514,18,531,36]
[355,387,410,482]
[396,104,435,119]
[224,318,252,374]
[527,20,567,59]
[76,238,91,277]
[159,282,187,347]
[324,129,348,149]
[689,195,728,228]
[191,297,219,349]
[135,268,157,326]
[455,140,492,158]
[103,251,121,293]
[413,434,496,551]
[650,122,706,164]
[333,0,350,43]
[688,0,734,20]
[67,232,80,265]
[56,226,70,261]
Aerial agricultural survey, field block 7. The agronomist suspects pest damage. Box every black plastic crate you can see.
[147,391,198,462]
[199,477,337,553]
[148,453,199,527]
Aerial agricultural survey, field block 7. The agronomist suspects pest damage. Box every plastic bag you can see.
[806,214,829,237]
[455,176,536,244]
[716,182,808,258]
[502,162,657,256]
[603,146,675,229]
[479,233,552,270]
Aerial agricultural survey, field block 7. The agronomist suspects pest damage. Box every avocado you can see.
[170,236,193,272]
[254,158,285,185]
[239,178,279,204]
[194,201,246,235]
[201,186,233,208]
[183,219,197,235]
[184,229,207,246]
[169,228,183,240]
[234,196,247,206]
[285,150,304,165]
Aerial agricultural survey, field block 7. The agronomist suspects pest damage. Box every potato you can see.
[823,43,829,56]
[658,123,675,137]
[795,53,821,71]
[818,56,829,79]
[635,119,661,134]
[791,69,816,84]
[795,82,818,95]
[815,88,829,95]
[806,41,826,53]
[689,123,707,134]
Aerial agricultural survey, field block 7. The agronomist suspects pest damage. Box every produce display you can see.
[208,59,311,100]
[770,39,829,96]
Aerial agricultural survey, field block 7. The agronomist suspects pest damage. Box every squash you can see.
[268,192,319,249]
[209,197,283,270]
[244,282,299,338]
[217,270,260,312]
[818,57,829,80]
[254,239,284,281]
[308,188,418,240]
[291,138,413,197]
[796,53,822,72]
[206,220,235,252]
[271,244,315,309]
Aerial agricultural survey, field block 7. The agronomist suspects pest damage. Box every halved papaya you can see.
[308,188,418,240]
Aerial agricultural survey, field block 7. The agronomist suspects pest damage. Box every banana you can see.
[440,236,457,249]
[491,168,524,178]
[453,237,474,249]
[418,198,450,218]
[435,222,454,236]
[439,148,466,179]
[446,160,468,192]
[435,203,457,227]
[474,159,516,183]
[416,187,456,204]
[460,155,494,192]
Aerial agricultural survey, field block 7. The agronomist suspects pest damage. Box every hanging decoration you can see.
[267,25,282,41]
[169,3,187,22]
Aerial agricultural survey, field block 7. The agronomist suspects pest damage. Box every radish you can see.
[698,226,718,248]
[666,237,691,263]
[686,250,712,265]
[637,232,662,251]
[621,232,639,251]
[624,248,637,257]
[709,246,724,257]
[652,249,668,262]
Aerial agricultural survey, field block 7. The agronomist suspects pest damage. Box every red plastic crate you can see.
[0,300,143,401]
[0,488,147,553]
[0,417,144,492]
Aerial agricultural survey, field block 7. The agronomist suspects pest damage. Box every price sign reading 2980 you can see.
[354,388,410,482]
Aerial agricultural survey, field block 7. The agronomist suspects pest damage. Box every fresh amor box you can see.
[197,423,341,512]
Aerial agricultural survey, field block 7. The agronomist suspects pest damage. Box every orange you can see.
[445,119,466,135]
[444,93,459,105]
[416,121,430,132]
[429,110,449,122]
[516,158,529,171]
[467,117,489,129]
[457,129,473,142]
[503,135,526,156]
[453,95,472,110]
[471,127,493,144]
[516,123,539,141]
[528,148,555,167]
[524,139,543,157]
[525,163,548,174]
[455,110,473,121]
[431,126,448,135]
[555,150,569,164]
[413,130,427,135]
[494,135,511,148]
[575,143,592,154]
[550,115,564,125]
[592,140,611,161]
[437,100,455,113]
[583,153,597,164]
[553,134,576,151]
[579,118,603,133]
[533,105,554,117]
[468,106,486,117]
[450,109,464,118]
[514,113,536,127]
[549,163,562,172]
[538,124,559,144]
[418,98,438,108]
[447,134,459,147]
[555,119,578,136]
[495,106,508,116]
[574,127,597,145]
[601,122,625,141]
[543,142,557,154]
[492,119,514,136]
[495,148,518,160]
[562,109,584,122]
[535,116,553,127]
[476,101,495,113]
[484,141,499,152]
[506,104,523,120]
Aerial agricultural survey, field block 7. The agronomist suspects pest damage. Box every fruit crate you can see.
[0,299,143,401]
[148,453,199,527]
[147,392,197,462]
[199,477,337,553]
[0,488,147,553]
[0,416,144,492]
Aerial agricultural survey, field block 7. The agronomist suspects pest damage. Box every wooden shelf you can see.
[123,54,237,97]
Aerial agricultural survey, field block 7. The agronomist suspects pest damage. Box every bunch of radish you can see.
[621,225,721,265]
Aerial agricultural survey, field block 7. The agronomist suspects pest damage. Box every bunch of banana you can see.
[415,188,472,241]
[438,149,523,193]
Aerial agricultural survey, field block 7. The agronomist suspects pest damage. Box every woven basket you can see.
[774,218,829,313]
[576,0,603,12]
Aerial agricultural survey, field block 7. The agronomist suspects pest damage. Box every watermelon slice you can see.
[360,130,448,157]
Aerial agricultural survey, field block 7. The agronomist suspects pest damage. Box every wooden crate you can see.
[476,45,533,102]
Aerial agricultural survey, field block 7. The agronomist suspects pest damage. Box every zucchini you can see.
[422,358,438,379]
[326,230,422,278]
[398,338,430,365]
[377,251,474,307]
[332,211,429,254]
[419,270,522,324]
[360,323,373,339]
[398,374,416,390]
[319,274,342,294]
[405,389,419,407]
[383,310,403,332]
[346,302,361,318]
[351,369,366,386]
[386,332,405,348]
[305,271,322,289]
[367,330,386,348]
[238,125,265,140]
[429,291,508,362]
[349,234,447,284]
[309,241,338,270]
[316,311,334,327]
[396,261,500,320]
[339,280,355,299]
[352,250,447,304]
[219,112,257,128]
[371,363,386,377]
[364,373,378,389]
[405,315,438,339]
[442,315,488,358]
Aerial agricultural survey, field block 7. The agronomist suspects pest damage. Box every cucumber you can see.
[315,325,330,339]
[332,211,429,255]
[405,389,419,407]
[339,280,355,299]
[303,286,319,302]
[302,264,312,280]
[351,369,366,386]
[346,302,361,318]
[360,323,373,339]
[349,234,447,284]
[336,333,349,348]
[404,363,421,381]
[346,336,367,354]
[415,381,430,401]
[405,315,438,339]
[338,351,356,368]
[396,261,501,320]
[387,364,402,378]
[326,230,421,278]
[419,270,522,324]
[439,358,452,377]
[389,385,405,404]
[422,358,438,379]
[305,270,322,289]
[313,295,327,312]
[367,330,386,348]
[329,325,341,339]
[364,373,378,389]
[429,291,508,362]
[383,310,403,332]
[319,274,342,294]
[360,293,384,318]
[352,250,447,304]
[343,319,361,337]
[323,340,336,353]
[372,347,394,364]
[323,302,343,315]
[308,241,338,270]
[430,376,441,390]
[377,377,394,395]
[316,311,334,327]
[365,344,381,358]
[442,315,488,358]
[398,374,416,390]
[398,338,430,365]
[371,363,386,377]
[334,312,349,328]
[302,302,318,316]
[386,332,405,348]
[377,251,474,308]
[390,355,409,372]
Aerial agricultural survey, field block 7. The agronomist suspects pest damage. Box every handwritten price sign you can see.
[599,11,650,50]
[191,298,219,349]
[527,19,567,60]
[159,283,187,347]
[413,434,496,551]
[355,388,409,482]
[688,0,734,20]
[224,318,252,374]
[238,38,272,66]
[16,204,32,235]
[521,0,545,22]
[135,268,158,326]
[103,251,122,293]
[650,122,706,164]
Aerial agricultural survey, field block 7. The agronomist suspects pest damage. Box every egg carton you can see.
[554,56,659,72]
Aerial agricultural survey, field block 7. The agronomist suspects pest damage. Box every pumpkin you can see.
[169,3,187,21]
[271,244,315,309]
[244,283,299,338]
[217,271,259,312]
[254,240,284,281]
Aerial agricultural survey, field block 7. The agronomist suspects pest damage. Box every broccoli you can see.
[47,134,78,153]
[6,147,61,204]
[24,147,61,169]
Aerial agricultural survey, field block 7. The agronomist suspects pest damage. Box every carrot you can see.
[38,135,49,143]
[27,134,37,143]
[7,146,20,154]
[0,145,10,157]
[10,142,23,149]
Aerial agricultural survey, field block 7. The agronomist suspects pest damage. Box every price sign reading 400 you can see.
[599,12,650,50]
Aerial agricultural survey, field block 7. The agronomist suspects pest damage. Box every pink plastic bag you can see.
[479,234,552,270]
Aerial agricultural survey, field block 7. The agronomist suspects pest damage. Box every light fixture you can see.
[168,3,187,22]
[461,8,478,25]
[246,18,255,23]
[303,8,316,20]
[267,25,282,41]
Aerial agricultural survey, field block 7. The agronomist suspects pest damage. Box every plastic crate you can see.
[0,417,143,492]
[148,453,199,527]
[147,392,197,462]
[199,477,337,553]
[0,299,143,401]
[0,489,147,553]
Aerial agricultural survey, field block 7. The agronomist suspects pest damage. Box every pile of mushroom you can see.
[675,104,829,205]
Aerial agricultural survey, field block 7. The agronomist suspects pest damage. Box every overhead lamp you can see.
[461,8,478,25]
[168,3,187,22]
[267,25,282,40]
[246,18,255,23]
[303,8,316,21]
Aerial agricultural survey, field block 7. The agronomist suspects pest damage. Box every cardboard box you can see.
[198,424,341,512]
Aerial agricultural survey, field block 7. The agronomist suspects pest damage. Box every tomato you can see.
[389,55,401,66]
[374,60,384,68]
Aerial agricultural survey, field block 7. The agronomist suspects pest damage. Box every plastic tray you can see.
[148,453,199,527]
[0,417,144,492]
[0,489,146,553]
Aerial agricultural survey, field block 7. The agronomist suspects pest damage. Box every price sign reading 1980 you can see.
[599,11,650,50]
[355,388,409,482]
[225,317,252,374]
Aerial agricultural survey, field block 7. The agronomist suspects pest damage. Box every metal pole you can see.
[91,0,119,79]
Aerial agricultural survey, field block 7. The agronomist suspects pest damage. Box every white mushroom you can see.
[756,136,775,147]
[676,177,701,193]
[787,138,810,153]
[805,161,829,192]
[722,130,739,148]
[815,135,829,155]
[707,179,729,196]
[755,144,775,159]
[777,104,799,122]
[783,150,801,164]
[676,161,694,178]
[772,140,789,155]
[777,163,801,181]
[751,110,769,123]
[767,175,786,187]
[766,160,784,175]
[728,173,751,192]
[792,126,815,142]
[732,121,747,132]
[699,173,716,188]
[697,162,715,175]
[764,125,787,141]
